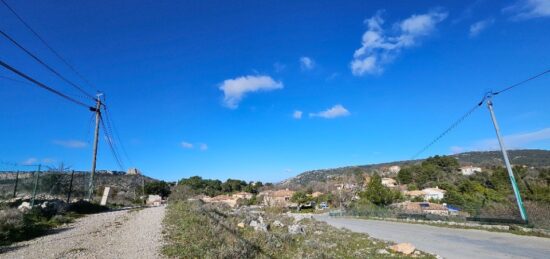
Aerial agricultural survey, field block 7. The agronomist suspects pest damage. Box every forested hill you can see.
[282,149,550,187]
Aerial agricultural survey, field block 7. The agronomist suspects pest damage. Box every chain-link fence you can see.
[1,168,152,206]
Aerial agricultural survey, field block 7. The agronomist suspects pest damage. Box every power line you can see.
[102,105,132,166]
[411,68,550,160]
[411,101,484,160]
[1,0,98,92]
[0,59,92,108]
[99,114,125,171]
[0,29,95,100]
[493,69,550,95]
[0,74,31,85]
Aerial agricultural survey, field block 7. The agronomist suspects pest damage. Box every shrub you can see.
[0,209,24,245]
[68,200,109,214]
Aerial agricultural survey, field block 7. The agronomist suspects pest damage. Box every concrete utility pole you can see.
[87,94,102,201]
[486,96,528,222]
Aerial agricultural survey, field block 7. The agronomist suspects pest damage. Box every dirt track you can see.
[0,206,165,259]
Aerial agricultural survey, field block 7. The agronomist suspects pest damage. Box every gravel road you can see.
[0,205,166,259]
[314,214,550,259]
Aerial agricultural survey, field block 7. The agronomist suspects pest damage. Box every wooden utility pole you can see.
[87,94,102,201]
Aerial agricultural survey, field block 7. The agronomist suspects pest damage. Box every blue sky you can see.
[0,0,549,182]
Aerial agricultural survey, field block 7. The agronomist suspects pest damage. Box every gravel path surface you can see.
[0,205,166,259]
[314,214,550,259]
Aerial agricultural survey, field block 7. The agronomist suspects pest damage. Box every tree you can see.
[291,191,310,207]
[360,174,398,206]
[422,155,459,172]
[144,181,171,198]
[397,167,413,184]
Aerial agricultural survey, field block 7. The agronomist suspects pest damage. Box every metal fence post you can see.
[30,164,41,207]
[13,170,19,198]
[67,170,75,203]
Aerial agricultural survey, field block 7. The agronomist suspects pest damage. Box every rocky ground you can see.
[0,205,165,259]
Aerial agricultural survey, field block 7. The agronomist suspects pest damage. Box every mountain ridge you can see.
[281,149,550,187]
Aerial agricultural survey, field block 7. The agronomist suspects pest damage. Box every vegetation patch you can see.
[163,199,435,258]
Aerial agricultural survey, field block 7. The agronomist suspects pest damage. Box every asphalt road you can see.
[314,215,550,259]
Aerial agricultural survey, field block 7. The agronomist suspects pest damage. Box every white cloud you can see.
[199,143,208,151]
[469,18,495,37]
[219,75,283,109]
[22,158,38,165]
[351,9,448,76]
[299,56,315,70]
[293,110,303,119]
[452,127,550,152]
[504,0,550,20]
[181,141,194,149]
[52,139,87,148]
[310,104,350,119]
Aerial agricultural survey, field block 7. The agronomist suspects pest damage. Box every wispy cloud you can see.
[22,158,38,165]
[181,141,194,149]
[293,110,303,119]
[451,127,550,152]
[52,139,87,148]
[351,9,448,76]
[299,56,315,70]
[21,157,55,165]
[181,141,208,151]
[219,75,283,109]
[504,0,550,20]
[469,18,495,37]
[310,104,350,119]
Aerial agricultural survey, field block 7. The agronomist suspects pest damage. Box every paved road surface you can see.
[0,206,165,259]
[314,215,550,259]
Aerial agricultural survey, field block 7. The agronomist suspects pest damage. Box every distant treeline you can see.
[178,176,273,197]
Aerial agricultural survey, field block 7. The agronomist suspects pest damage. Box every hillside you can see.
[282,149,550,187]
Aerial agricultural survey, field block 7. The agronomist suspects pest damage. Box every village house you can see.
[393,201,449,216]
[381,178,397,188]
[127,168,141,175]
[261,189,295,207]
[422,187,446,200]
[403,187,446,201]
[460,165,482,176]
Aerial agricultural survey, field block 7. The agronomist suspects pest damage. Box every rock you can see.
[272,220,285,227]
[40,199,69,215]
[288,224,306,235]
[146,195,162,206]
[314,230,323,235]
[18,201,31,212]
[389,243,415,255]
[237,222,245,228]
[249,220,268,232]
[376,249,390,255]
